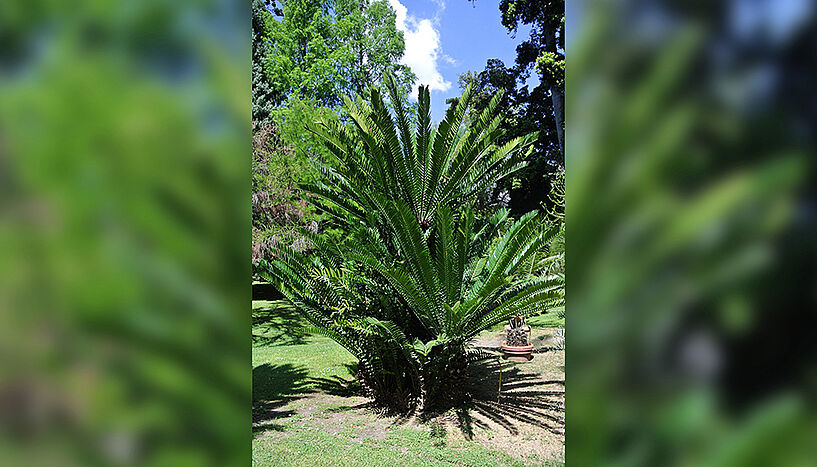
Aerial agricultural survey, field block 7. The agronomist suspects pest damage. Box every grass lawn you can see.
[526,312,565,328]
[253,301,565,466]
[487,311,564,332]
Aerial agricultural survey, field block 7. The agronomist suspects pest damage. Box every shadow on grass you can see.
[253,333,564,441]
[252,300,309,346]
[252,363,310,436]
[309,363,361,397]
[253,361,365,437]
[454,357,565,439]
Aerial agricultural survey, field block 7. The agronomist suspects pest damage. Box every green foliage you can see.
[264,0,345,106]
[253,0,279,127]
[252,0,416,268]
[332,0,416,96]
[536,51,565,89]
[499,0,564,95]
[454,59,561,215]
[263,0,415,108]
[259,77,564,412]
[270,97,337,168]
[458,0,565,216]
[252,122,321,266]
[0,1,248,464]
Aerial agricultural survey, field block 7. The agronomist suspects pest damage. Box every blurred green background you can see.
[568,1,817,465]
[0,0,248,465]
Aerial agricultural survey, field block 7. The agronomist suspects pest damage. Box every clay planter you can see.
[501,343,534,362]
[502,324,533,362]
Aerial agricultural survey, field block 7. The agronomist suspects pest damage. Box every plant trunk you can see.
[421,349,469,412]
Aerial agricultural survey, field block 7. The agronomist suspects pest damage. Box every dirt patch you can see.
[428,349,566,463]
[290,393,391,442]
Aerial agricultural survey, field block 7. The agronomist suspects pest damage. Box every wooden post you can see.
[497,357,502,403]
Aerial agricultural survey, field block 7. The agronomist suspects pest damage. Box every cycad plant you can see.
[259,76,564,412]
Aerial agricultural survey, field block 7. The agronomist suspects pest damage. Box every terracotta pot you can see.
[501,344,534,362]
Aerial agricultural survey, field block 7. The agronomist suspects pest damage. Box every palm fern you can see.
[302,75,536,229]
[259,76,564,411]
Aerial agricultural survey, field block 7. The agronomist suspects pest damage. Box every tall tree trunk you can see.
[550,84,565,163]
[544,26,565,163]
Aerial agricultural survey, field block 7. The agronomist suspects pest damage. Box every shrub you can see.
[259,76,564,412]
[252,122,319,267]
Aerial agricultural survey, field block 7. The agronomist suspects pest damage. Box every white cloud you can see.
[388,0,452,98]
[442,54,458,66]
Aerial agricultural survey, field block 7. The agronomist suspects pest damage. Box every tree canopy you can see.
[259,0,415,110]
[458,0,565,216]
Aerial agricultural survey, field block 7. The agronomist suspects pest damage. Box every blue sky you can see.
[387,0,533,121]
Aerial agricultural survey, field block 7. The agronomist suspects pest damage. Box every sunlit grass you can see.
[253,423,538,467]
[252,300,564,466]
[487,310,564,331]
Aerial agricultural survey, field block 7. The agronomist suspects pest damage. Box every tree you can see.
[253,0,280,128]
[449,59,518,123]
[264,0,344,106]
[333,0,415,96]
[259,77,564,411]
[453,58,561,216]
[263,0,415,108]
[500,0,564,160]
[252,121,320,267]
[462,1,564,215]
